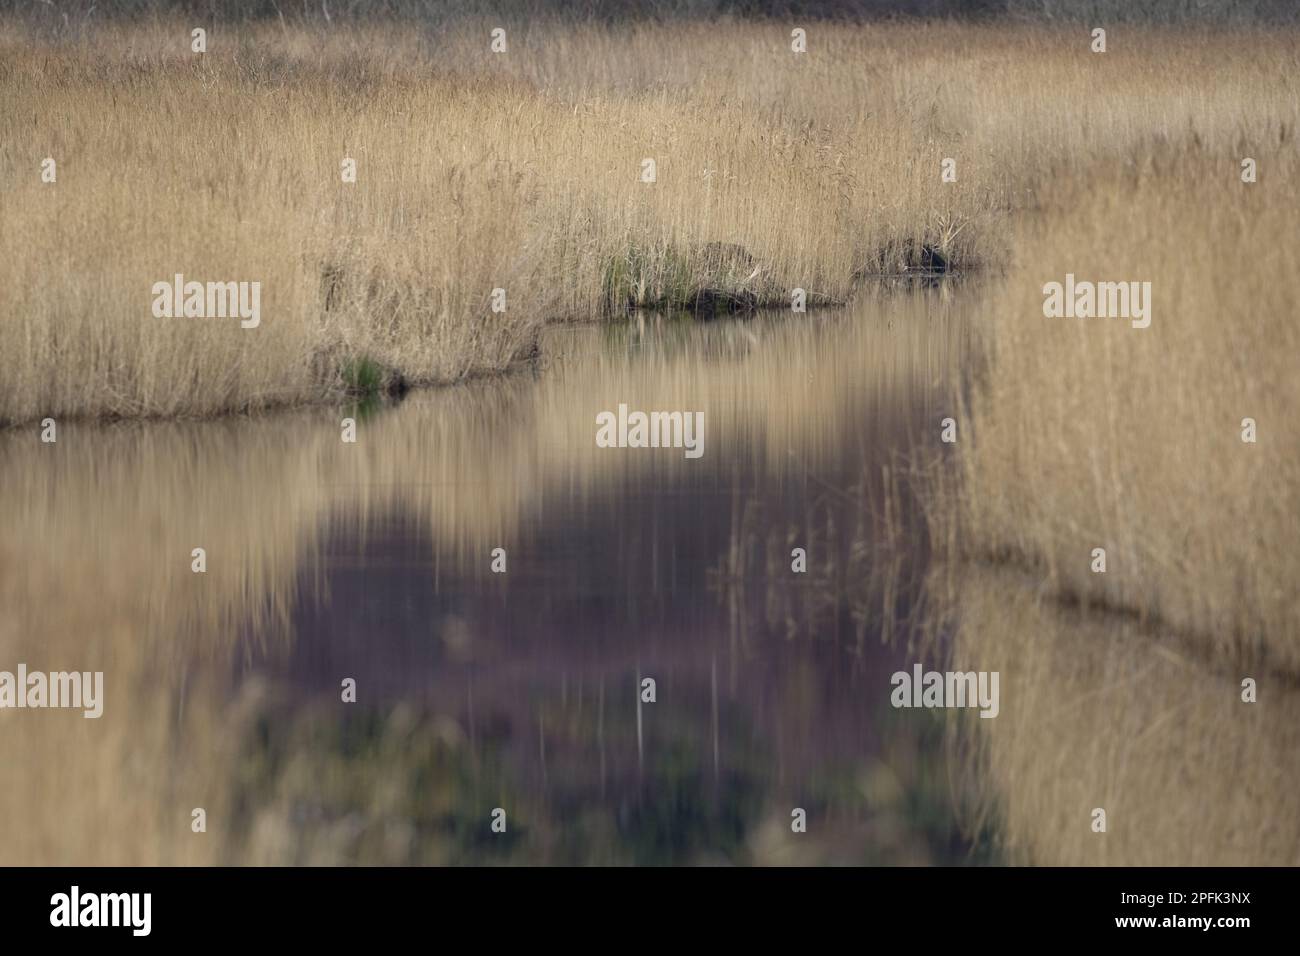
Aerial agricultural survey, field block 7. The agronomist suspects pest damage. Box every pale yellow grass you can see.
[2,18,1296,422]
[941,566,1300,866]
[952,143,1300,671]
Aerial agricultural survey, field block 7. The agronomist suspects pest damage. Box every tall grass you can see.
[2,18,1296,422]
[901,144,1300,854]
[950,142,1300,672]
[941,565,1300,866]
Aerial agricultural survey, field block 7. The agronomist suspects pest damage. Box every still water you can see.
[4,284,1295,865]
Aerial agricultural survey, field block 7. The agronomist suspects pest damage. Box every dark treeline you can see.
[7,0,1300,26]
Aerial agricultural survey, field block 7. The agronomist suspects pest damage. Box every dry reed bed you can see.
[941,565,1300,866]
[947,143,1300,673]
[2,19,1297,421]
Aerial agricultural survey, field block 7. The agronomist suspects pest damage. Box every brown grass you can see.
[2,18,1296,422]
[940,565,1300,866]
[950,142,1300,672]
[899,134,1300,866]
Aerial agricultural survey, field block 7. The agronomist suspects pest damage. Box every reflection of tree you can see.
[222,696,528,865]
[217,688,767,865]
[216,628,994,864]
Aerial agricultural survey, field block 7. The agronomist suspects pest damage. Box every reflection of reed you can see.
[0,286,970,864]
[0,416,333,863]
[706,287,969,656]
[710,470,898,652]
[2,288,969,656]
[933,566,1300,866]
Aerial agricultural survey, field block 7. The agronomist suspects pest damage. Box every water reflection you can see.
[1,286,982,865]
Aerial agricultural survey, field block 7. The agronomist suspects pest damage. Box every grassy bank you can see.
[942,143,1300,673]
[898,142,1300,858]
[940,565,1300,866]
[2,16,1296,422]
